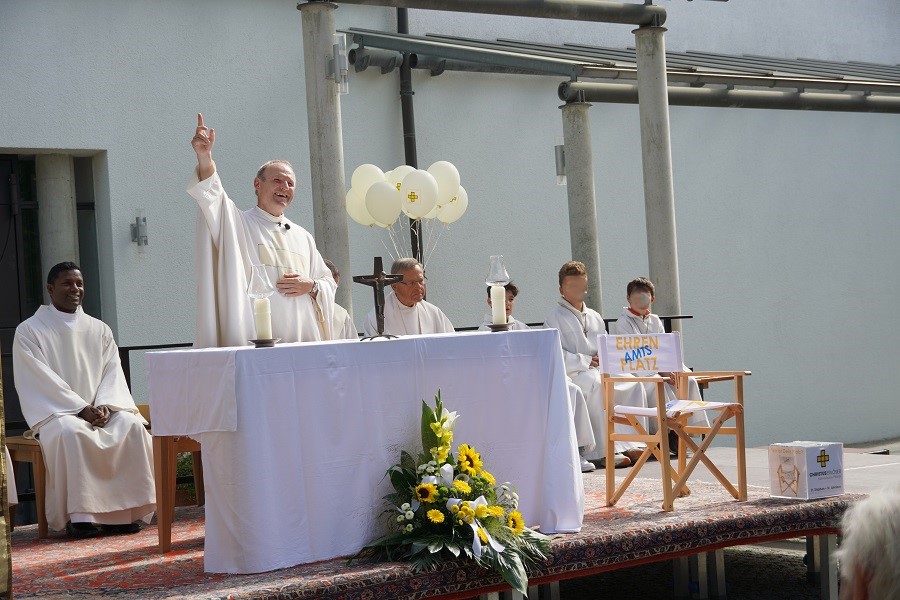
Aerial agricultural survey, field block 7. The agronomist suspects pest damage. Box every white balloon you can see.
[365,180,402,226]
[351,164,386,194]
[427,161,461,204]
[346,188,376,227]
[422,202,440,220]
[399,169,438,218]
[437,185,469,224]
[386,165,415,193]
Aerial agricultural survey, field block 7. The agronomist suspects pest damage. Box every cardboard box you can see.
[768,441,844,500]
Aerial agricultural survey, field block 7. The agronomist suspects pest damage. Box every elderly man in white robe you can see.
[363,258,454,337]
[324,259,358,340]
[188,113,336,347]
[12,262,155,538]
[545,261,650,470]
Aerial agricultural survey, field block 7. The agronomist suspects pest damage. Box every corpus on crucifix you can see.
[353,257,404,339]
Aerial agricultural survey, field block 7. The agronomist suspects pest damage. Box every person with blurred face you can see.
[188,112,336,347]
[544,261,650,471]
[324,259,358,340]
[363,258,454,336]
[612,277,708,436]
[477,282,528,331]
[12,262,155,538]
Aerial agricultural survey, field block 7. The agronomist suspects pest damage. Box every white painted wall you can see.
[1,0,898,445]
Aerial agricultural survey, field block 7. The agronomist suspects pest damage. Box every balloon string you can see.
[423,220,446,268]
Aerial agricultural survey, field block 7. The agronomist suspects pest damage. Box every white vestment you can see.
[188,171,336,347]
[545,298,647,459]
[612,307,708,429]
[332,303,358,340]
[363,293,454,337]
[12,306,155,530]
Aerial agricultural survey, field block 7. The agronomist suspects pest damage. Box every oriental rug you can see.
[11,476,858,599]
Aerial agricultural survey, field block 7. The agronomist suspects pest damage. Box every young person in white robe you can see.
[544,261,650,470]
[477,282,529,331]
[363,258,454,336]
[12,263,155,538]
[611,277,709,435]
[324,259,359,340]
[188,113,336,347]
[476,282,598,467]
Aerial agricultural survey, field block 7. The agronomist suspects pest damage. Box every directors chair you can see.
[598,333,748,511]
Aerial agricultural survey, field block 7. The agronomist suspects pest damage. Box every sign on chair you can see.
[597,332,683,375]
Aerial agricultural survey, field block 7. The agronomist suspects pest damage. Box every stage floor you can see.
[11,447,895,599]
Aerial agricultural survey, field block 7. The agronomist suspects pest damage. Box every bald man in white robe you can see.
[363,258,454,337]
[188,113,336,347]
[13,263,155,537]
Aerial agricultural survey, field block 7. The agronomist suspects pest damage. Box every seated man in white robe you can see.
[12,262,155,538]
[324,259,359,340]
[611,277,708,437]
[188,113,336,347]
[363,258,454,336]
[477,282,529,331]
[544,261,649,470]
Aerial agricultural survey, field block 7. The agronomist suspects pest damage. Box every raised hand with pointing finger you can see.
[191,113,216,180]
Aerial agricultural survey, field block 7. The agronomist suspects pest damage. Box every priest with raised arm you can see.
[363,258,454,336]
[188,113,336,347]
[12,263,155,538]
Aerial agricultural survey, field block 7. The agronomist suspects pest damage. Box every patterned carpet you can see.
[11,476,859,599]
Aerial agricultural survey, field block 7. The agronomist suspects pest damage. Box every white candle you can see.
[253,297,273,339]
[490,285,506,325]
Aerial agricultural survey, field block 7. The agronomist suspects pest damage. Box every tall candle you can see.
[490,285,506,325]
[253,297,273,339]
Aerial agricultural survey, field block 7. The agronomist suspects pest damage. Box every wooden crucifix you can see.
[353,256,404,340]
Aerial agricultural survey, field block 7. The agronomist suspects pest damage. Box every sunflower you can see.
[415,483,438,503]
[457,444,483,477]
[427,509,445,524]
[452,479,472,495]
[507,510,525,535]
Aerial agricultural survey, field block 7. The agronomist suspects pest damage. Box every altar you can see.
[145,329,583,574]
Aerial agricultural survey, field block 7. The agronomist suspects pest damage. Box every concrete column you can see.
[634,26,682,327]
[36,154,80,301]
[560,102,603,314]
[299,1,352,315]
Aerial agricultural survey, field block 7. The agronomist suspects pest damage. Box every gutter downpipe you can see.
[397,8,425,264]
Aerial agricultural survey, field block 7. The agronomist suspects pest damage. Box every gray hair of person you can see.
[323,259,339,279]
[256,160,295,180]
[390,258,422,275]
[833,483,900,598]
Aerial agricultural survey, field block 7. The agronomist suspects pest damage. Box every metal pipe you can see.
[348,47,404,73]
[335,0,665,26]
[397,8,424,263]
[560,102,604,313]
[634,26,682,326]
[299,2,353,314]
[559,80,900,113]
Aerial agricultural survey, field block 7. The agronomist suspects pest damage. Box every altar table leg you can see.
[807,534,838,600]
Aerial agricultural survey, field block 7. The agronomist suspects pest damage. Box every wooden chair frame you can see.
[599,332,750,511]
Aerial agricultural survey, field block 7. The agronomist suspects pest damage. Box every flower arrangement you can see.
[355,391,551,594]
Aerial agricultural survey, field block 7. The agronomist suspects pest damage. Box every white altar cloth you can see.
[146,329,583,574]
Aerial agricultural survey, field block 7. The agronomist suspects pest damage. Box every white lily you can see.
[440,407,459,430]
